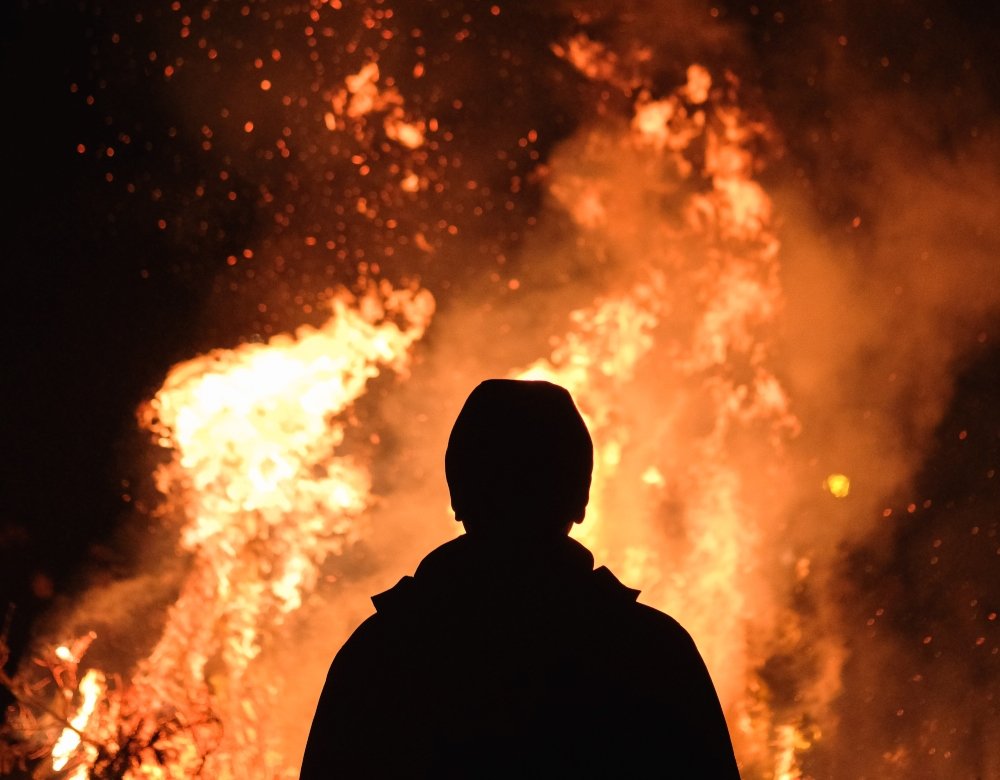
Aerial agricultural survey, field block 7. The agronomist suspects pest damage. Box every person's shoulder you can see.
[341,572,428,653]
[327,609,401,680]
[334,612,381,655]
[333,591,406,659]
[631,601,694,637]
[591,565,641,603]
[587,566,697,643]
[612,594,702,654]
[371,574,418,615]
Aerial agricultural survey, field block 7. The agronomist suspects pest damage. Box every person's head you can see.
[445,379,593,538]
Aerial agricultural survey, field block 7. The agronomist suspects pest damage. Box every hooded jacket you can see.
[300,534,741,778]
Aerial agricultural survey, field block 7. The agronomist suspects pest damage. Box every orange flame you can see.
[21,51,839,780]
[44,283,433,778]
[514,63,817,778]
[51,669,105,774]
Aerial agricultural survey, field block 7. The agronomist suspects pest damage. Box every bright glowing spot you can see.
[641,466,665,487]
[400,172,421,192]
[685,63,712,104]
[633,98,675,144]
[824,473,851,498]
[385,117,425,149]
[51,669,104,771]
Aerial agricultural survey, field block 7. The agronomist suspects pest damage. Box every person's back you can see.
[301,380,741,778]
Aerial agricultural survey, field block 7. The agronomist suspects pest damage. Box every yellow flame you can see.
[33,51,833,779]
[42,284,434,779]
[52,669,105,772]
[773,723,808,780]
[514,64,818,779]
[130,284,433,777]
[824,473,851,498]
[641,466,665,487]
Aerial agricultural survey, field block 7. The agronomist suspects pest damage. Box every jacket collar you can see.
[373,532,639,614]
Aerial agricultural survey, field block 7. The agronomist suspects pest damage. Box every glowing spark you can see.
[343,62,381,118]
[384,117,425,149]
[641,466,665,487]
[684,64,712,104]
[824,473,851,498]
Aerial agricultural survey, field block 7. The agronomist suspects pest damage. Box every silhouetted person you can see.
[300,380,741,778]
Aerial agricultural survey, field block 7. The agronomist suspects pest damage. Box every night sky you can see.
[3,0,999,773]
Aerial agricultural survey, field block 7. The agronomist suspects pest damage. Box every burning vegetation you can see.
[4,1,999,779]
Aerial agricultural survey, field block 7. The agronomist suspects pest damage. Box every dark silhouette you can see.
[300,380,741,778]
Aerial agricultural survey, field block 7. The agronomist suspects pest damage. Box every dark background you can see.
[3,0,998,771]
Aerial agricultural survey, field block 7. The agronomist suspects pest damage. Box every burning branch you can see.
[1,623,222,779]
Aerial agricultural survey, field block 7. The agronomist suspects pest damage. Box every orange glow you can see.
[384,116,425,149]
[51,669,105,772]
[825,473,851,498]
[39,284,433,778]
[11,4,961,770]
[17,56,815,777]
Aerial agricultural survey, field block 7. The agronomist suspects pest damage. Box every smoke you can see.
[14,1,998,777]
[749,6,1000,776]
[366,4,1000,776]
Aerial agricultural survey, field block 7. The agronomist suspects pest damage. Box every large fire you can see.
[3,285,433,778]
[4,3,997,779]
